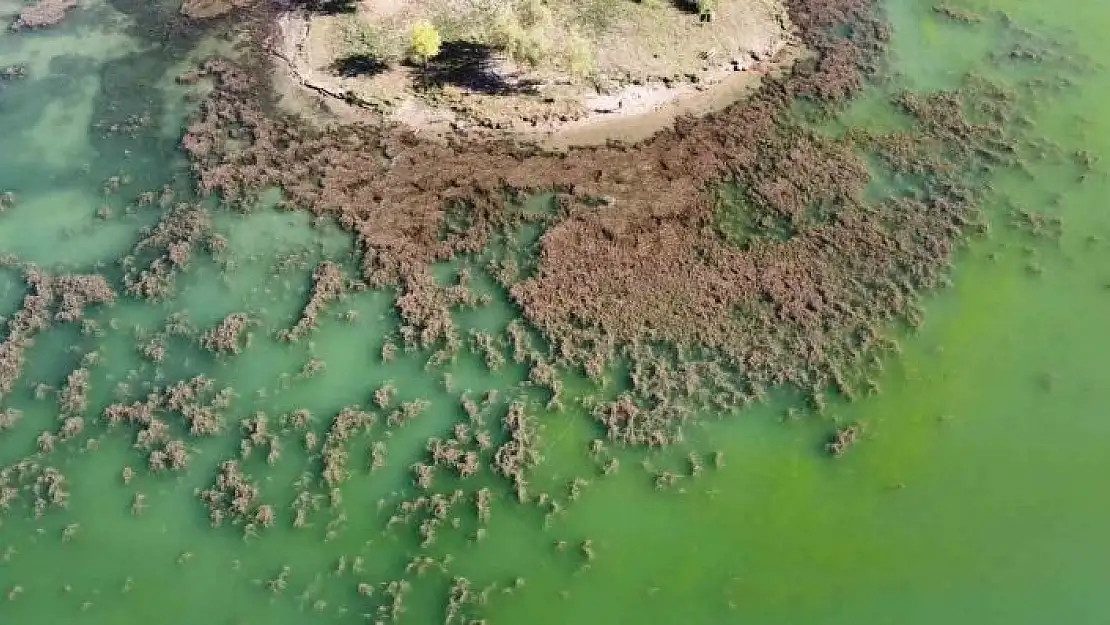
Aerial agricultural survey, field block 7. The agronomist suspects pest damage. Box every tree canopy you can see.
[409,20,442,63]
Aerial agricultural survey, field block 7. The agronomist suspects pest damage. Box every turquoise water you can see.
[2,0,1109,623]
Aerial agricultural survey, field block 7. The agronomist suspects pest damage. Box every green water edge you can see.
[1,0,1110,623]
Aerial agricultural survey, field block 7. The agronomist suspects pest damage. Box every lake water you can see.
[1,0,1108,623]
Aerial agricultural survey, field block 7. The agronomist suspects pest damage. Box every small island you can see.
[269,0,799,146]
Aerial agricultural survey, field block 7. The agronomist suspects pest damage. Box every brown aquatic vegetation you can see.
[199,459,263,527]
[469,330,506,371]
[0,470,18,511]
[373,383,396,409]
[32,466,70,515]
[155,439,191,471]
[103,375,232,453]
[131,492,147,515]
[381,341,398,363]
[298,357,325,378]
[122,204,213,300]
[182,0,1055,448]
[427,430,483,479]
[396,268,487,351]
[49,273,115,322]
[444,576,475,624]
[58,416,84,441]
[140,338,167,362]
[279,408,313,431]
[0,269,114,401]
[58,367,91,417]
[826,422,860,456]
[474,487,493,525]
[492,401,542,502]
[1011,207,1063,240]
[240,411,270,457]
[386,399,430,429]
[321,406,376,487]
[200,312,252,354]
[389,490,465,548]
[0,65,26,80]
[165,375,232,435]
[254,503,275,527]
[37,430,56,453]
[281,261,346,342]
[411,462,436,490]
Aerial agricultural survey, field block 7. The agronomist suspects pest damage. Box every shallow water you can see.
[1,0,1109,623]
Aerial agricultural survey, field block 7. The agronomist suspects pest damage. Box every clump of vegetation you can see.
[338,0,618,77]
[0,269,115,401]
[199,459,267,531]
[122,204,215,300]
[201,313,253,354]
[932,3,983,23]
[408,20,442,65]
[482,0,597,74]
[826,423,861,456]
[280,262,346,342]
[492,400,542,502]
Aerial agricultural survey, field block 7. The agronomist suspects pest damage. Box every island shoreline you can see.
[263,1,803,148]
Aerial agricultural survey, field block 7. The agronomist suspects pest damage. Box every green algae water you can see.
[2,0,1110,623]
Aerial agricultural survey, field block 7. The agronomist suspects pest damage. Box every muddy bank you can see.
[183,0,1054,443]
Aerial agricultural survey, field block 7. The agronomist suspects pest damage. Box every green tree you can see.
[409,20,442,65]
